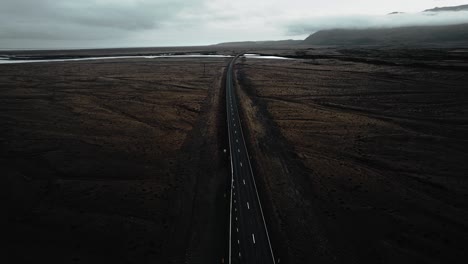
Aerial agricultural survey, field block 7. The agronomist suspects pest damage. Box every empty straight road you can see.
[226,56,275,264]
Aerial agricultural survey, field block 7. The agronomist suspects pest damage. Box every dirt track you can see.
[234,53,468,263]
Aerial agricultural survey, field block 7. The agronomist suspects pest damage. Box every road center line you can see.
[247,202,250,209]
[252,233,256,244]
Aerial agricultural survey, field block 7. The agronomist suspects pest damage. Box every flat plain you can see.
[235,48,468,263]
[2,46,468,264]
[1,56,231,263]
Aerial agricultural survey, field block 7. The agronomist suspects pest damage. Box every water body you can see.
[243,54,292,60]
[0,54,233,64]
[0,53,294,64]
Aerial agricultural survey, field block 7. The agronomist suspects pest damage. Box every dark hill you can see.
[303,24,468,46]
[424,4,468,12]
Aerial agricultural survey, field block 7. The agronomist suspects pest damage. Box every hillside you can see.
[303,23,468,46]
[424,4,468,12]
[303,4,468,46]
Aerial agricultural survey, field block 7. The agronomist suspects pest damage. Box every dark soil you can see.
[234,49,468,264]
[1,56,231,264]
[3,46,468,264]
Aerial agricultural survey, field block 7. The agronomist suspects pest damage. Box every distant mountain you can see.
[303,24,468,46]
[214,39,302,47]
[304,4,468,46]
[217,4,468,48]
[424,4,468,12]
[388,12,405,15]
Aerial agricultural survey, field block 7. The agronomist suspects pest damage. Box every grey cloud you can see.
[3,0,468,49]
[0,0,204,46]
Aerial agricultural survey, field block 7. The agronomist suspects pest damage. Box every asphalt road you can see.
[226,56,276,264]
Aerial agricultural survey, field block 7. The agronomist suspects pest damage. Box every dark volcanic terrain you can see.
[1,56,231,263]
[234,49,468,263]
[2,46,468,264]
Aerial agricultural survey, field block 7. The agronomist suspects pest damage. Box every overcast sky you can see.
[1,0,467,49]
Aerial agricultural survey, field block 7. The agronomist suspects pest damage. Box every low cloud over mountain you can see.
[287,5,468,35]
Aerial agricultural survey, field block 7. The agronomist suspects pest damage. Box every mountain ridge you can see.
[303,4,468,46]
[303,23,468,46]
[213,4,468,47]
[424,4,468,12]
